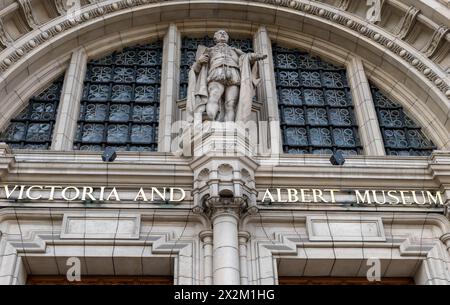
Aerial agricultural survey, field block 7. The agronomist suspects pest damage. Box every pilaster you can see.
[254,26,281,156]
[159,23,181,153]
[199,230,213,285]
[347,56,386,156]
[238,231,251,285]
[51,48,88,151]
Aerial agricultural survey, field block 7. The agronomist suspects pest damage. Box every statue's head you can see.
[214,30,229,44]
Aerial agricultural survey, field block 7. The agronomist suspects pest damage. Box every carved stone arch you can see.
[0,1,449,149]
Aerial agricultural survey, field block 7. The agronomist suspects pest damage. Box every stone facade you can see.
[0,0,449,285]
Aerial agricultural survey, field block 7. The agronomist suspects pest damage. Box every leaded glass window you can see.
[370,84,435,156]
[0,77,64,150]
[179,36,253,99]
[75,42,162,152]
[274,46,362,155]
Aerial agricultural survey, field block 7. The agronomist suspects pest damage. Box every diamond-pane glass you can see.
[75,42,162,152]
[179,36,253,99]
[371,84,435,156]
[274,46,362,155]
[1,77,64,150]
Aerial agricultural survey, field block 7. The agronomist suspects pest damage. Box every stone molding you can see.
[243,212,450,284]
[0,208,203,285]
[0,0,448,100]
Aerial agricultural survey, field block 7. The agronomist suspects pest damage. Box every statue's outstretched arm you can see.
[235,48,267,62]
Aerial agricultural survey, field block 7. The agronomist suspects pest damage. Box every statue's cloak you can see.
[186,45,209,123]
[236,53,261,123]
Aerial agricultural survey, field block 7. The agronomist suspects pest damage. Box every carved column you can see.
[159,24,181,153]
[51,47,88,151]
[347,56,386,156]
[206,197,247,285]
[238,231,251,285]
[199,230,213,285]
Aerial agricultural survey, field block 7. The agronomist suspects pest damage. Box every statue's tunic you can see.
[205,43,241,86]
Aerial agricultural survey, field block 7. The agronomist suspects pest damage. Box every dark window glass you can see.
[274,46,362,155]
[75,42,162,152]
[179,37,253,100]
[370,84,435,156]
[1,77,64,150]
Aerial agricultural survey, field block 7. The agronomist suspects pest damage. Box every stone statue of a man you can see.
[186,30,267,123]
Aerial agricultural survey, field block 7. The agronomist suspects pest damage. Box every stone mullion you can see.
[158,24,180,153]
[51,47,87,151]
[254,26,282,156]
[347,56,386,156]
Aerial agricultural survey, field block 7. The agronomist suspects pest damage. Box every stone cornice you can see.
[3,151,450,188]
[0,0,448,101]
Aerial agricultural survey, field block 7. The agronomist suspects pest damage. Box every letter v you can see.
[4,185,19,199]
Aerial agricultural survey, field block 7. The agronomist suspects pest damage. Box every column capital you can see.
[199,230,213,243]
[238,231,251,244]
[205,196,248,221]
[441,233,450,245]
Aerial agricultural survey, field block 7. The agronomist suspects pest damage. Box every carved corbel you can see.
[0,19,13,48]
[395,6,420,40]
[17,0,39,29]
[336,0,351,11]
[54,0,67,15]
[422,25,450,58]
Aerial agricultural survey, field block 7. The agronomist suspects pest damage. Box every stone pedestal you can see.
[189,123,259,285]
[189,121,256,158]
[189,123,259,212]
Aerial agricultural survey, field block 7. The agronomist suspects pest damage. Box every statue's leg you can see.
[207,82,224,121]
[224,85,239,122]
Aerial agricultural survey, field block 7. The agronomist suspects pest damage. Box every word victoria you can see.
[1,185,186,202]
